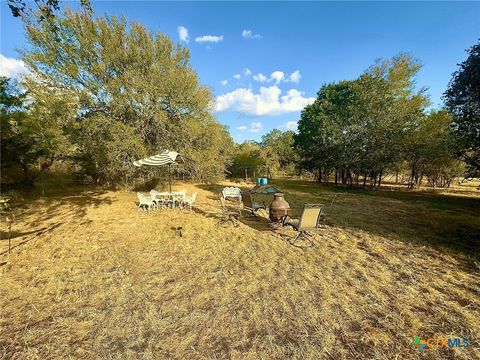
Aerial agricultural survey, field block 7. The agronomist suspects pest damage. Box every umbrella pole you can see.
[169,163,172,193]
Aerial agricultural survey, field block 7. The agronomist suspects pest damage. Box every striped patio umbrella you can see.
[133,150,184,192]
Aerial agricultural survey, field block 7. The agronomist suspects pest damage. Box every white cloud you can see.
[237,122,263,133]
[288,70,301,83]
[221,80,228,86]
[252,70,302,84]
[285,121,298,131]
[244,68,252,76]
[0,54,28,80]
[249,122,263,132]
[195,35,224,43]
[177,26,189,43]
[242,30,262,39]
[270,71,285,84]
[233,74,241,80]
[278,121,298,132]
[215,85,315,116]
[253,73,268,82]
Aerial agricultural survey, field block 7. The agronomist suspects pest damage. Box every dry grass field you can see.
[1,179,479,359]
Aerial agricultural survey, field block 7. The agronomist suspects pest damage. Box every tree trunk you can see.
[418,174,423,188]
[378,169,383,187]
[363,171,367,187]
[318,168,322,183]
[409,165,415,189]
[41,172,45,197]
[335,170,338,185]
[21,163,34,187]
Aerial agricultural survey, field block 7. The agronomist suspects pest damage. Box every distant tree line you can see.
[228,130,298,179]
[2,2,478,190]
[228,41,479,189]
[294,47,479,188]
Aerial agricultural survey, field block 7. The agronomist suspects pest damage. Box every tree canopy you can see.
[229,142,266,178]
[261,129,298,174]
[3,5,475,190]
[7,0,91,22]
[295,54,463,187]
[13,8,233,184]
[444,40,480,177]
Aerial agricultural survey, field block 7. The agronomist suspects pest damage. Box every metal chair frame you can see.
[241,191,266,219]
[218,193,242,227]
[283,204,325,247]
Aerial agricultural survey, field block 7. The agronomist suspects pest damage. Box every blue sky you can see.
[1,1,479,143]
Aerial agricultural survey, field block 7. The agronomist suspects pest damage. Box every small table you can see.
[154,192,184,208]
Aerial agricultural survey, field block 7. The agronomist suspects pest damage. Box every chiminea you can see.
[269,193,291,222]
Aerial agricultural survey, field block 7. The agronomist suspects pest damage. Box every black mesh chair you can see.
[241,191,266,218]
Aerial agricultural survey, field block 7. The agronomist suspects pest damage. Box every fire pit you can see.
[269,193,291,222]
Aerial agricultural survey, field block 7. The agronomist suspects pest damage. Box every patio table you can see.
[154,192,184,208]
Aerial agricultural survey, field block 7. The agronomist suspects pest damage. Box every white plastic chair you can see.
[218,193,241,227]
[175,189,187,208]
[137,193,156,212]
[183,192,197,211]
[222,187,242,203]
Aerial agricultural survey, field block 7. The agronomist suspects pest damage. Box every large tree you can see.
[296,54,429,186]
[404,110,464,188]
[359,54,428,185]
[1,77,33,185]
[1,77,75,185]
[261,129,298,175]
[21,9,232,182]
[296,80,357,183]
[443,40,480,177]
[229,142,266,179]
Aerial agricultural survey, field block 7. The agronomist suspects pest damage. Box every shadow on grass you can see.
[197,184,277,231]
[191,202,273,232]
[273,178,480,212]
[198,180,480,259]
[1,227,50,240]
[194,186,278,233]
[18,188,113,221]
[1,187,114,255]
[0,222,63,256]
